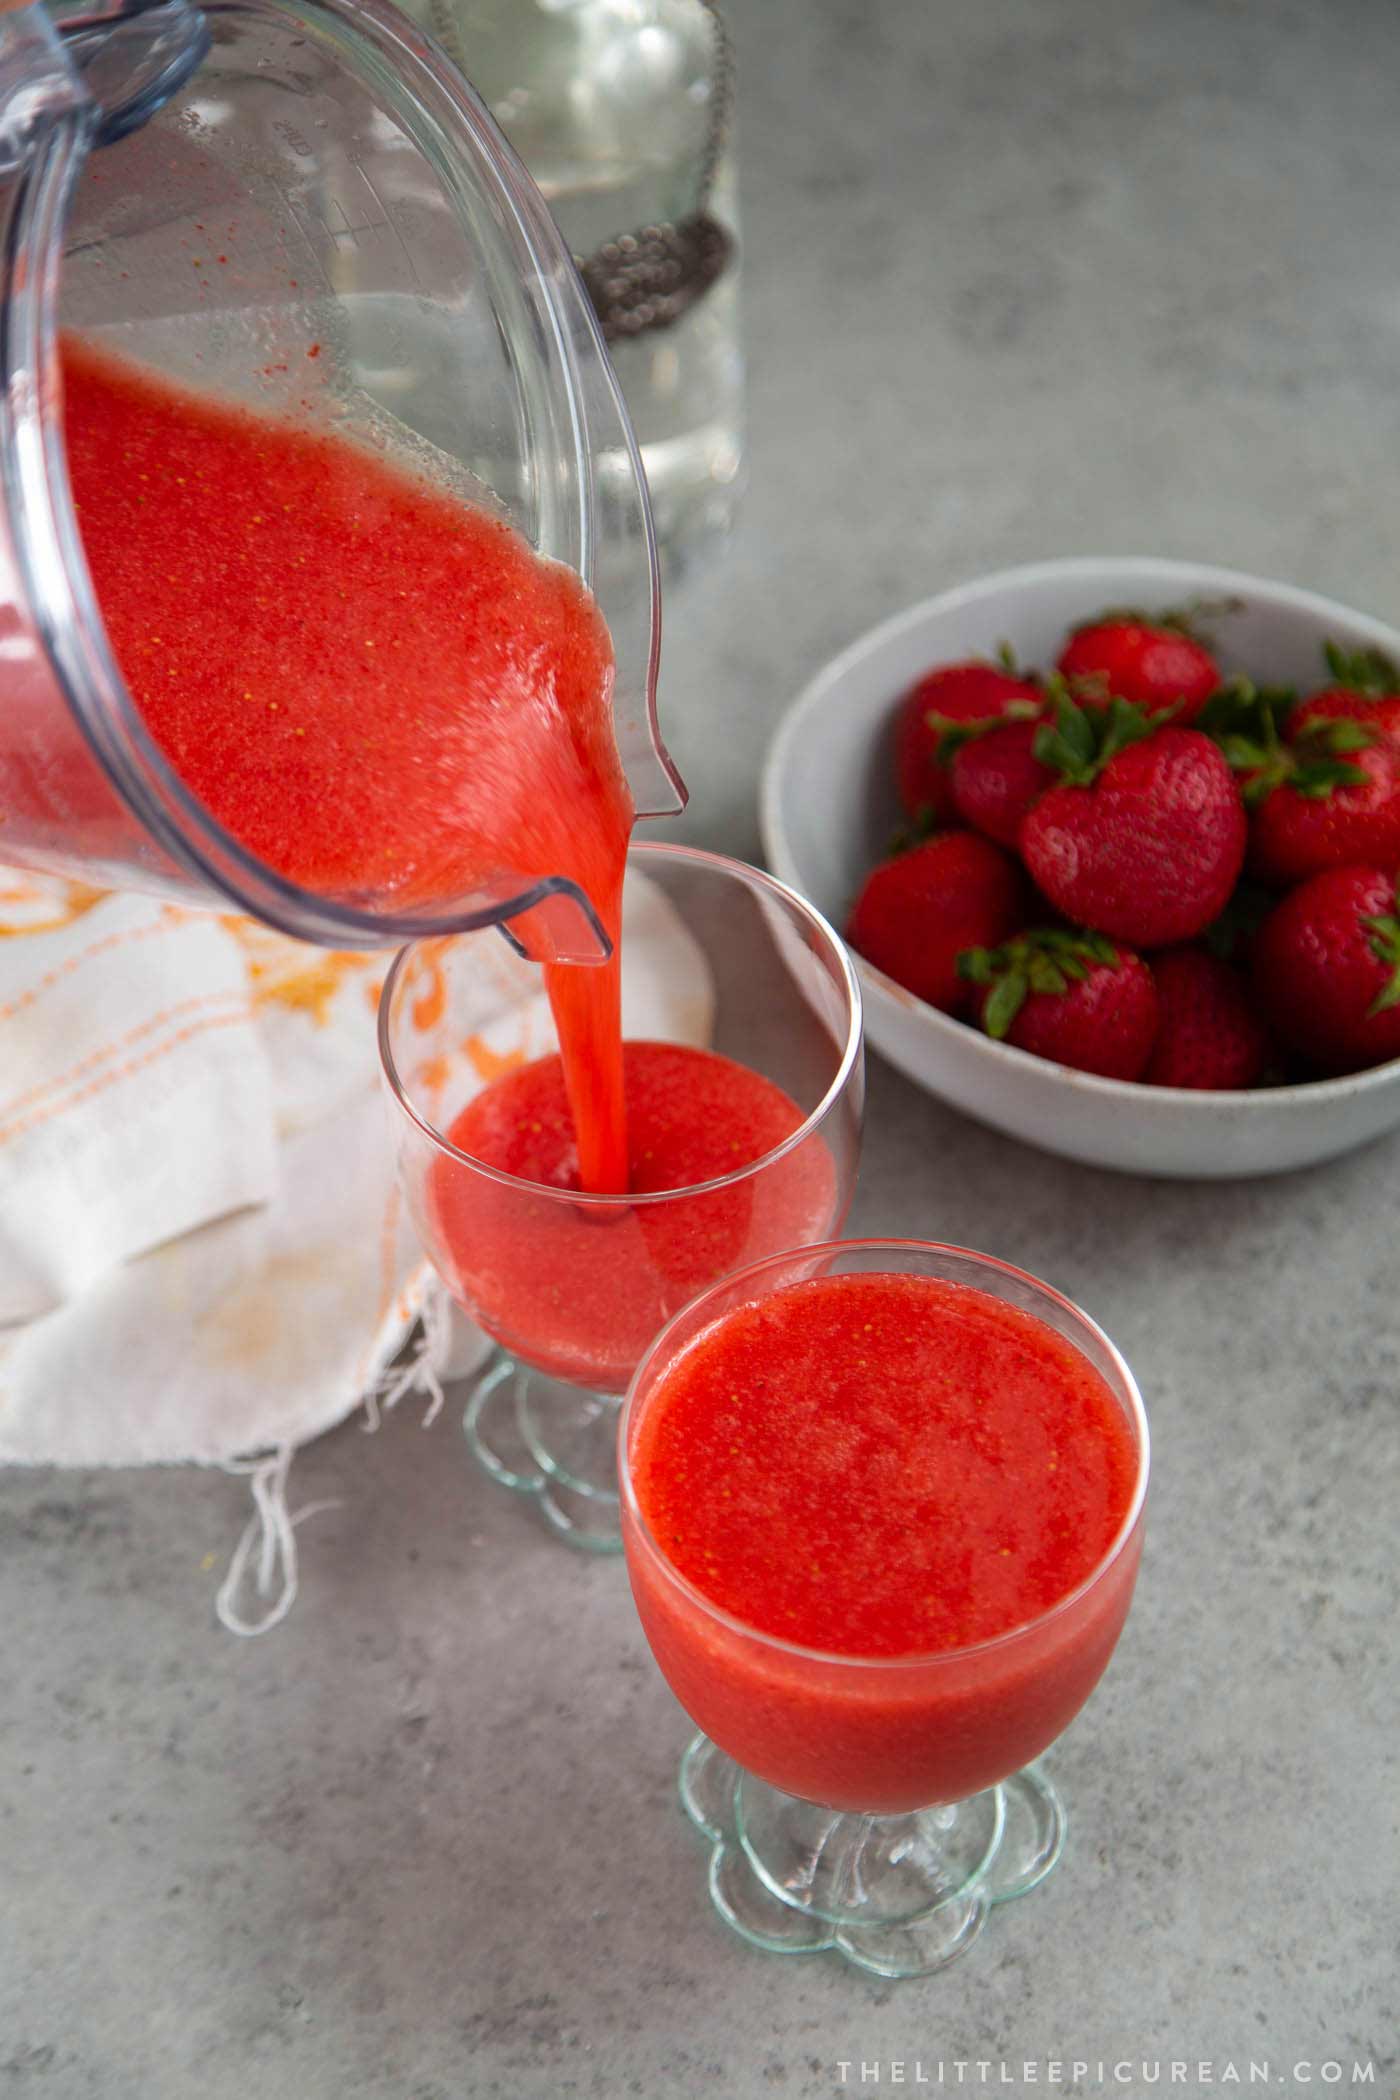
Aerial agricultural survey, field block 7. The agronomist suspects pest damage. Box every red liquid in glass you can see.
[625,1272,1143,1812]
[432,1042,838,1392]
[61,338,633,1188]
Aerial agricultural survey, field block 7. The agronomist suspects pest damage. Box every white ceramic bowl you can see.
[761,556,1400,1178]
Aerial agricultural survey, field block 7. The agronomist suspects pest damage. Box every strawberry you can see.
[846,832,1026,1014]
[1202,670,1400,884]
[1018,691,1247,948]
[1057,609,1221,726]
[1293,687,1400,751]
[958,928,1159,1080]
[894,659,1042,826]
[1249,727,1400,887]
[949,717,1056,848]
[1289,642,1400,754]
[1252,865,1400,1074]
[1142,946,1270,1089]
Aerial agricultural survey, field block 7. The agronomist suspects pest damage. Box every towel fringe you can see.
[214,1448,341,1637]
[362,1292,451,1433]
[215,1294,452,1636]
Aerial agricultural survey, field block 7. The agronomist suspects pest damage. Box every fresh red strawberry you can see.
[1293,687,1400,750]
[1143,946,1269,1089]
[1018,692,1247,948]
[1289,641,1400,753]
[846,831,1026,1014]
[1203,666,1400,884]
[894,660,1041,825]
[1057,609,1220,725]
[1252,865,1400,1073]
[950,718,1056,847]
[1248,727,1400,887]
[958,928,1158,1079]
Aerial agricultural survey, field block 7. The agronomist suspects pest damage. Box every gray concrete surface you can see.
[4,1,1399,2094]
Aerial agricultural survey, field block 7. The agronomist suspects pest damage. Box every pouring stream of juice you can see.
[61,337,633,1191]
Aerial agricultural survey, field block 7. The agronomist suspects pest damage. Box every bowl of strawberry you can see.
[761,557,1400,1176]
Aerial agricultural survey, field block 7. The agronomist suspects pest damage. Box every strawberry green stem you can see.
[1363,875,1400,1017]
[1031,681,1159,788]
[1323,638,1400,697]
[958,928,1120,1039]
[925,698,1041,766]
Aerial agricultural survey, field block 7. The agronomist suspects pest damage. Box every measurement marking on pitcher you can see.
[354,162,425,288]
[313,192,388,252]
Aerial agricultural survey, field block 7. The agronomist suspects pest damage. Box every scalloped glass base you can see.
[678,1734,1065,1979]
[462,1352,623,1553]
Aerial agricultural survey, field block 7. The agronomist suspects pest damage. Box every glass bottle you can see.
[407,0,745,577]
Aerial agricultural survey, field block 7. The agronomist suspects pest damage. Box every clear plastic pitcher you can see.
[0,0,684,956]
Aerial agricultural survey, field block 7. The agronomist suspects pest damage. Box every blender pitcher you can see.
[0,0,684,956]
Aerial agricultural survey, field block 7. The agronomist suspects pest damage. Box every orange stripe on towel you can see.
[0,987,250,1133]
[0,910,181,1027]
[0,997,252,1148]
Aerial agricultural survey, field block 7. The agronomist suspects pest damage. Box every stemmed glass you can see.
[379,842,864,1550]
[618,1239,1149,1979]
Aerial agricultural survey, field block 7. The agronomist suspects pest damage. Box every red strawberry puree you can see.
[624,1272,1143,1812]
[61,336,633,1188]
[433,1042,839,1391]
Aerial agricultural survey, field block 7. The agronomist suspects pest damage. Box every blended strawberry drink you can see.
[62,336,635,1189]
[619,1241,1147,1976]
[434,1041,838,1391]
[379,846,865,1549]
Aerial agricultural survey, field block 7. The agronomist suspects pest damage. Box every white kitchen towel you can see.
[0,883,277,1327]
[0,868,710,1632]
